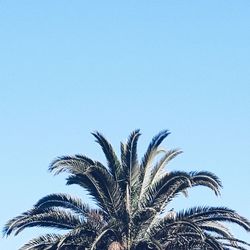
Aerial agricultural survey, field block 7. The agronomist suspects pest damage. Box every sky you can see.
[0,1,250,249]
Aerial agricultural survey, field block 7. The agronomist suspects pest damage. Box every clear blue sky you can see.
[1,1,250,249]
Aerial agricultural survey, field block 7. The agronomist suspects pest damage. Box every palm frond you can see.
[163,170,223,208]
[49,154,95,175]
[132,207,157,225]
[3,209,40,236]
[19,234,63,250]
[149,149,183,186]
[201,221,234,239]
[34,193,90,216]
[176,206,250,232]
[150,218,206,243]
[141,171,191,211]
[92,131,122,180]
[66,171,121,218]
[66,173,109,213]
[176,206,231,219]
[4,208,81,236]
[190,171,222,196]
[121,129,141,187]
[120,130,141,224]
[220,243,248,250]
[131,207,157,241]
[49,155,122,217]
[90,163,122,213]
[90,228,113,250]
[216,236,250,249]
[202,233,224,250]
[57,222,101,249]
[137,130,170,204]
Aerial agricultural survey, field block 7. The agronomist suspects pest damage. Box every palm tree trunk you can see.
[108,241,124,250]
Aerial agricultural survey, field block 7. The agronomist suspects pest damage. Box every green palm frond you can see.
[137,130,170,203]
[49,154,95,175]
[221,243,248,250]
[21,234,91,250]
[3,209,39,236]
[121,129,141,187]
[202,233,224,250]
[176,206,232,219]
[131,207,157,241]
[90,227,114,250]
[174,208,238,247]
[34,193,91,215]
[19,234,63,250]
[200,221,234,240]
[89,163,122,213]
[161,171,222,209]
[92,131,122,180]
[49,155,122,217]
[4,208,81,236]
[66,172,121,218]
[216,236,250,249]
[120,130,141,228]
[57,222,102,249]
[150,217,206,244]
[176,206,250,232]
[149,149,183,185]
[201,211,250,232]
[132,207,157,225]
[140,171,191,210]
[66,173,112,216]
[189,171,222,195]
[139,171,223,215]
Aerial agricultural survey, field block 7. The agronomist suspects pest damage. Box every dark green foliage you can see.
[3,130,250,249]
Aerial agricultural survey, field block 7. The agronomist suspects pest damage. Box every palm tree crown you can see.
[3,130,250,249]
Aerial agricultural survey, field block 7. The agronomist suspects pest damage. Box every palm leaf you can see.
[49,155,122,217]
[137,130,170,204]
[149,149,183,186]
[190,171,222,196]
[19,234,63,250]
[177,206,250,232]
[216,236,250,249]
[122,129,141,186]
[57,222,101,249]
[157,171,223,210]
[4,208,81,236]
[34,193,91,216]
[141,171,192,210]
[151,218,206,243]
[49,154,95,175]
[92,131,122,180]
[202,233,224,250]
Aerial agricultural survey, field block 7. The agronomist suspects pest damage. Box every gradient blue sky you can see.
[1,1,250,249]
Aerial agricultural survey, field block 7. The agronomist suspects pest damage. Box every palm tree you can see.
[3,130,250,249]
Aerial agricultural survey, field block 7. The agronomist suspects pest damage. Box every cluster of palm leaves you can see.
[3,130,250,249]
